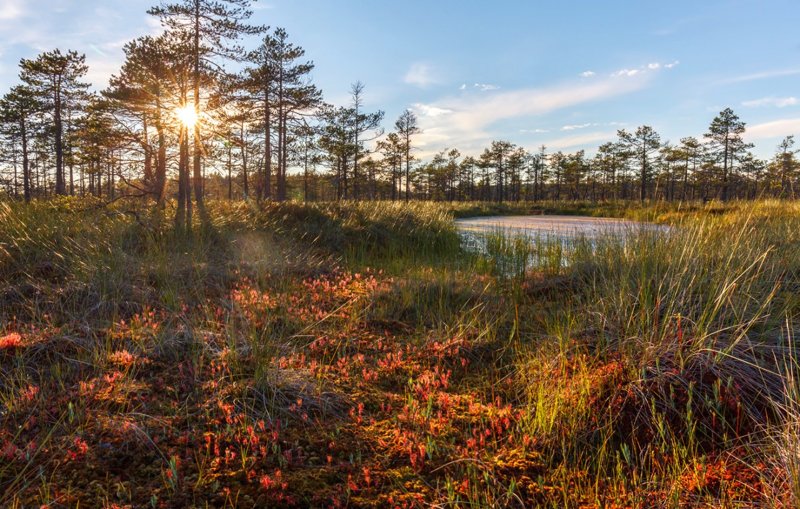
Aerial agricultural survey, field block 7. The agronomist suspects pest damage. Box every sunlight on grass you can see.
[0,199,798,507]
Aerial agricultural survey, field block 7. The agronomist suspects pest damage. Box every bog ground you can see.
[1,199,798,508]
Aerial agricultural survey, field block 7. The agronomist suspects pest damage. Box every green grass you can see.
[0,197,798,507]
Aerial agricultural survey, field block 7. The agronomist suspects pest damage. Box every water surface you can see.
[455,215,662,239]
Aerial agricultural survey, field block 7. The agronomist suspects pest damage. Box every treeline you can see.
[410,117,799,204]
[0,0,798,227]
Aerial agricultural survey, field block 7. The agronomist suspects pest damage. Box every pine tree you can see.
[617,126,661,202]
[19,49,90,196]
[349,82,383,201]
[394,110,419,202]
[771,136,798,198]
[377,132,403,200]
[704,108,751,201]
[148,0,264,207]
[245,28,320,201]
[0,86,40,202]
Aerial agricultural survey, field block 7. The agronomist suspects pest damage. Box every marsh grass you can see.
[0,197,798,507]
[502,200,800,507]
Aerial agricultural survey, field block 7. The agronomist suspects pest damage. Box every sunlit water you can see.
[456,215,663,238]
[456,215,672,267]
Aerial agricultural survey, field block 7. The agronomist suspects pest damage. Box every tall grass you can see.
[494,200,800,506]
[2,197,798,507]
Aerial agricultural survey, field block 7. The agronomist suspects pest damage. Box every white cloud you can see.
[520,128,550,134]
[612,68,639,77]
[612,61,678,77]
[459,82,500,91]
[473,82,499,91]
[580,70,595,78]
[561,123,595,131]
[413,103,453,117]
[742,97,798,108]
[404,62,438,87]
[745,118,800,140]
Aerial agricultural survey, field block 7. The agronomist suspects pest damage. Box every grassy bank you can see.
[0,198,797,507]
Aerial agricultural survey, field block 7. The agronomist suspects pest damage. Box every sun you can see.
[176,105,198,129]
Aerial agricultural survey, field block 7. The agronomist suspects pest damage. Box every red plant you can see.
[0,332,23,350]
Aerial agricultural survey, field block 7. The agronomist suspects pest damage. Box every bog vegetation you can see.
[1,198,799,507]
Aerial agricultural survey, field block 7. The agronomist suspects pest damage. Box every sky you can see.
[0,0,798,159]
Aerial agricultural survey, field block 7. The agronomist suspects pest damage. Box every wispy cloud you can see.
[580,70,595,78]
[412,103,452,117]
[560,121,625,132]
[561,123,594,131]
[473,82,499,91]
[542,131,616,150]
[411,73,649,155]
[611,60,678,78]
[0,4,161,90]
[742,96,798,108]
[404,62,438,87]
[460,82,500,92]
[721,68,800,84]
[612,68,640,77]
[745,118,800,140]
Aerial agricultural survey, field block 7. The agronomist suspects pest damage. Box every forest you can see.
[0,3,797,213]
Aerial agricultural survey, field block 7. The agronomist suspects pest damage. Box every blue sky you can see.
[0,0,798,159]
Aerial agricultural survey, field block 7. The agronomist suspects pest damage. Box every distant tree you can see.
[459,155,478,200]
[738,152,766,199]
[19,49,90,196]
[659,143,683,201]
[293,120,322,202]
[317,104,353,200]
[525,145,547,201]
[594,142,625,200]
[617,126,661,202]
[377,132,403,200]
[505,146,527,201]
[704,108,751,201]
[771,135,799,198]
[479,140,516,202]
[349,82,384,201]
[0,86,40,202]
[562,150,588,200]
[677,137,703,201]
[394,109,419,202]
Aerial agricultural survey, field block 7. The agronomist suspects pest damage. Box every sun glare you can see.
[176,105,198,128]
